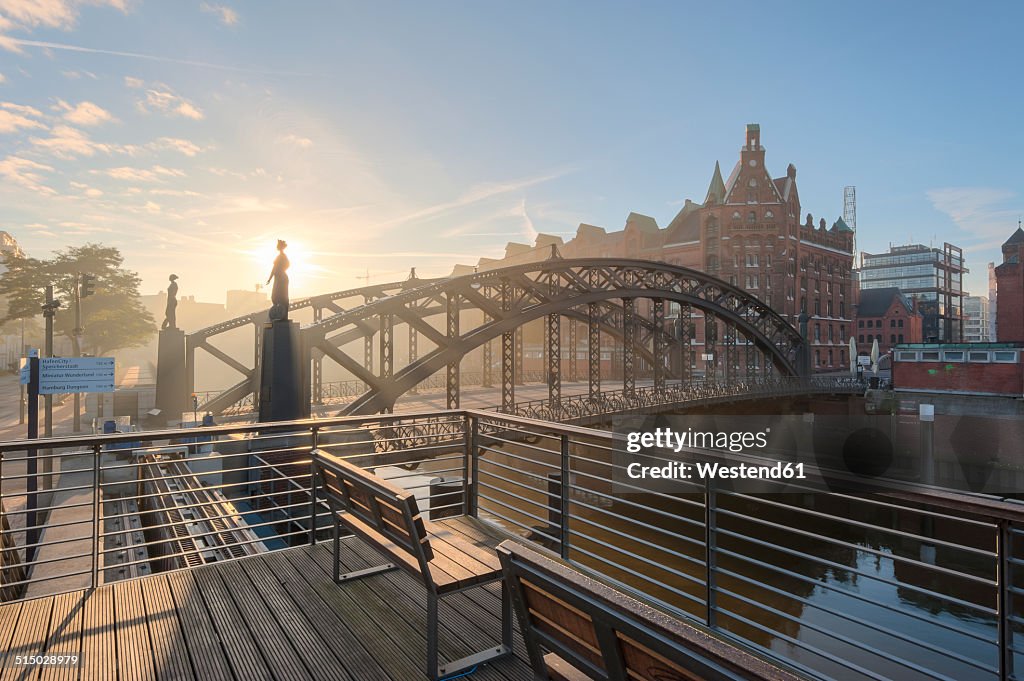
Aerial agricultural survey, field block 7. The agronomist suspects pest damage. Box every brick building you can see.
[451,124,855,371]
[853,287,923,356]
[893,343,1024,397]
[995,226,1024,341]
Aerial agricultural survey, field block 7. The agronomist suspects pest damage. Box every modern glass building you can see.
[858,243,966,342]
[964,295,991,342]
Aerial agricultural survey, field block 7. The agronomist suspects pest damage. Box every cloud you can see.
[0,0,126,31]
[5,37,306,75]
[152,136,203,156]
[278,133,313,149]
[0,155,55,194]
[124,75,144,88]
[0,72,5,83]
[0,100,45,132]
[200,2,238,26]
[100,164,185,182]
[144,200,160,213]
[926,186,1019,248]
[102,166,154,182]
[60,69,96,79]
[54,99,115,125]
[70,180,102,197]
[31,124,111,157]
[134,84,204,119]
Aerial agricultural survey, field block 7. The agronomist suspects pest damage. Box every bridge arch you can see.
[296,258,807,415]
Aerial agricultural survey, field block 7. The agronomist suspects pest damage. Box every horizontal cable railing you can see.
[0,407,1020,681]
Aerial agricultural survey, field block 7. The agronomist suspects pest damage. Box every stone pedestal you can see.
[155,328,187,424]
[258,320,310,422]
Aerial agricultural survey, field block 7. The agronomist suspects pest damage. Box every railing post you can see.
[467,415,479,516]
[999,520,1014,681]
[558,434,571,559]
[705,476,717,628]
[308,426,320,545]
[91,443,101,590]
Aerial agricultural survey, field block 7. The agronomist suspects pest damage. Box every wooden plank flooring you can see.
[0,539,532,680]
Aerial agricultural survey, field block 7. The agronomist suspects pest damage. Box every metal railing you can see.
[498,376,865,423]
[0,408,1020,681]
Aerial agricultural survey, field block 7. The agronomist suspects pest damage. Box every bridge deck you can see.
[0,538,534,681]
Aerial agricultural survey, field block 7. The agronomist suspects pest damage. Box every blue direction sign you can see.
[36,357,115,394]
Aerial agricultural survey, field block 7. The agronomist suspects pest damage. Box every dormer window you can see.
[765,210,774,219]
[732,211,741,220]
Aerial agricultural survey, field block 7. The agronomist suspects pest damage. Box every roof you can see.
[625,212,659,233]
[832,216,853,233]
[576,223,606,240]
[1003,227,1024,247]
[855,287,917,317]
[664,200,702,243]
[704,161,726,205]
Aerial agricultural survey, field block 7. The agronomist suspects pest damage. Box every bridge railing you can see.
[0,408,1019,681]
[501,376,866,423]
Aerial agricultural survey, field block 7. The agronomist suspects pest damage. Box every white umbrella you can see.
[870,338,880,375]
[849,336,857,376]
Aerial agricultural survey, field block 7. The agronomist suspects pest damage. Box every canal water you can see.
[462,395,1009,681]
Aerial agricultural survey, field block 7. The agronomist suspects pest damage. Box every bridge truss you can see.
[187,258,809,417]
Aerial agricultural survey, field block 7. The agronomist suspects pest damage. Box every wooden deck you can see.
[0,529,534,680]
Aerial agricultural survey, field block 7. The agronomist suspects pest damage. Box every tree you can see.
[0,244,155,355]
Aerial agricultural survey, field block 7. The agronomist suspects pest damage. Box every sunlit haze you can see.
[1,1,1021,300]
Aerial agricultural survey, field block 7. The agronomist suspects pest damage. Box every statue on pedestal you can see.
[267,240,290,321]
[161,274,179,330]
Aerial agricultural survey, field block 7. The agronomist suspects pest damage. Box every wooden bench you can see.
[311,449,513,680]
[497,540,805,681]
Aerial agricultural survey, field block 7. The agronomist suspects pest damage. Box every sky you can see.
[0,1,1021,302]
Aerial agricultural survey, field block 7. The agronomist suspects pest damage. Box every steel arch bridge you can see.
[186,258,810,417]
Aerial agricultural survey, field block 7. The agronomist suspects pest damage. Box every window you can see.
[890,319,896,328]
[814,324,821,341]
[840,324,846,340]
[921,351,940,361]
[828,325,834,342]
[898,319,904,328]
[840,302,845,317]
[994,351,1018,363]
[858,320,864,328]
[898,351,917,361]
[747,211,756,223]
[766,254,772,267]
[746,253,759,267]
[814,299,821,315]
[866,319,873,328]
[765,210,774,219]
[827,300,833,317]
[898,334,904,343]
[814,279,820,292]
[943,351,964,362]
[828,349,833,365]
[729,275,737,286]
[746,274,759,289]
[732,211,741,220]
[815,350,820,366]
[748,178,758,187]
[890,334,896,344]
[969,351,988,362]
[876,334,883,342]
[859,334,865,343]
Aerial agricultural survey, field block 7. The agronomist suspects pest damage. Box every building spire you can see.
[704,161,726,206]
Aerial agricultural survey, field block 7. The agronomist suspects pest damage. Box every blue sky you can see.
[0,1,1020,301]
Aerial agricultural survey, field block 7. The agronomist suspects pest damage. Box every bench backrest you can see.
[497,540,802,681]
[312,449,433,570]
